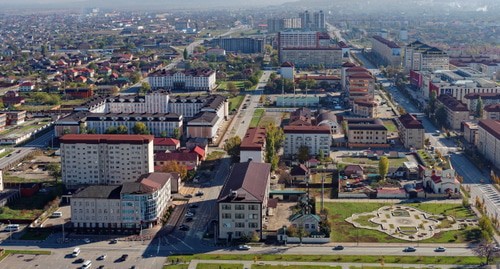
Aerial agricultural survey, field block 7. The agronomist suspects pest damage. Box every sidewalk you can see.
[185,259,470,269]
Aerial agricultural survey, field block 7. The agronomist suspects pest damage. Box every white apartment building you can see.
[71,172,174,231]
[404,41,449,73]
[280,48,342,68]
[278,31,319,49]
[218,161,271,241]
[85,112,183,137]
[148,68,216,92]
[346,118,388,147]
[431,79,500,102]
[371,35,402,67]
[60,134,154,187]
[464,93,500,112]
[106,90,170,114]
[283,125,331,158]
[436,94,470,130]
[477,119,500,170]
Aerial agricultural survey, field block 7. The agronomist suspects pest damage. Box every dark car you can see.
[185,217,193,222]
[189,204,199,208]
[403,247,416,252]
[333,245,344,250]
[74,258,85,263]
[184,194,193,198]
[179,225,190,231]
[118,254,129,262]
[98,266,105,269]
[195,191,204,196]
[110,239,118,244]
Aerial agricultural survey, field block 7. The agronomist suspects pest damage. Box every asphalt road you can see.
[0,147,36,170]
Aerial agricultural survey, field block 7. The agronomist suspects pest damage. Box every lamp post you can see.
[8,220,12,241]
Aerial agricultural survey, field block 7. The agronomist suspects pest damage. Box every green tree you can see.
[434,106,447,128]
[226,81,237,91]
[297,145,310,163]
[479,215,494,241]
[46,163,61,181]
[130,72,142,84]
[265,123,284,170]
[243,80,253,89]
[183,48,188,60]
[224,136,241,161]
[318,149,325,162]
[116,125,128,134]
[173,128,181,139]
[105,126,117,134]
[378,156,389,179]
[139,82,151,95]
[428,90,437,116]
[160,131,168,138]
[476,96,484,118]
[132,122,150,135]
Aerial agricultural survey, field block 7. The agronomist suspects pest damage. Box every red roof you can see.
[154,137,180,147]
[191,146,205,159]
[284,125,330,134]
[349,72,373,79]
[431,175,442,184]
[19,81,33,87]
[241,127,266,150]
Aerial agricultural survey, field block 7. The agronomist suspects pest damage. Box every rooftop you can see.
[398,114,424,129]
[437,94,469,112]
[60,134,154,144]
[241,127,266,151]
[73,185,121,199]
[478,119,500,141]
[372,35,400,49]
[218,161,271,203]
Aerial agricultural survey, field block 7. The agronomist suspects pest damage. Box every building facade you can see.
[218,161,271,241]
[484,104,500,120]
[148,69,216,92]
[60,134,154,187]
[240,127,266,163]
[436,94,469,130]
[283,125,331,158]
[280,48,342,68]
[404,41,449,73]
[477,119,500,170]
[105,90,170,114]
[396,114,425,149]
[370,35,402,67]
[345,118,388,147]
[209,37,264,53]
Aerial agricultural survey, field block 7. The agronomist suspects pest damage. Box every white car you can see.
[237,244,251,250]
[185,212,194,217]
[83,238,91,243]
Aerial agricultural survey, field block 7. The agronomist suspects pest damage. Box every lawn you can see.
[60,98,88,106]
[219,81,245,91]
[254,266,341,269]
[321,202,478,243]
[0,184,63,220]
[229,95,244,111]
[5,250,51,255]
[340,157,408,168]
[166,254,482,265]
[249,109,265,128]
[0,149,13,159]
[206,151,226,161]
[258,115,275,128]
[197,263,243,269]
[163,265,188,269]
[353,214,378,228]
[383,120,398,132]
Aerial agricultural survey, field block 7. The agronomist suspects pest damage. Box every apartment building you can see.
[476,119,500,169]
[240,127,267,163]
[352,99,378,118]
[463,122,479,145]
[404,40,449,73]
[209,37,264,53]
[346,67,375,102]
[169,95,228,119]
[299,10,325,30]
[85,112,183,138]
[370,35,402,67]
[218,161,271,241]
[71,172,173,231]
[5,110,26,125]
[484,104,500,120]
[283,125,331,158]
[464,93,500,112]
[267,18,301,33]
[436,95,469,130]
[280,48,342,68]
[186,112,220,139]
[396,114,425,149]
[148,68,216,92]
[345,118,388,148]
[0,113,6,131]
[106,90,170,114]
[60,134,154,187]
[430,78,499,102]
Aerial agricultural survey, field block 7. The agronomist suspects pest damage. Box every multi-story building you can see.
[148,68,216,92]
[278,31,321,51]
[85,112,183,138]
[5,110,26,125]
[71,172,174,231]
[0,113,6,131]
[60,134,154,187]
[352,98,378,118]
[476,119,500,169]
[396,114,425,149]
[267,18,301,33]
[283,125,331,158]
[299,10,325,30]
[169,94,228,119]
[218,161,271,241]
[280,48,342,68]
[240,127,266,163]
[404,41,449,73]
[105,90,170,114]
[463,122,479,145]
[436,95,470,130]
[370,35,402,67]
[312,11,326,31]
[464,93,500,112]
[345,118,388,148]
[209,37,264,53]
[484,104,500,120]
[186,112,220,140]
[346,67,375,102]
[276,96,320,107]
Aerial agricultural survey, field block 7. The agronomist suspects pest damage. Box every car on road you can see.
[74,258,85,264]
[333,245,344,250]
[179,224,190,231]
[433,131,441,136]
[493,246,500,252]
[118,254,128,262]
[403,247,416,252]
[195,191,204,196]
[185,211,194,217]
[185,217,193,222]
[83,238,91,243]
[434,247,446,252]
[97,254,107,260]
[237,244,251,250]
[184,194,193,198]
[97,266,105,269]
[110,239,118,244]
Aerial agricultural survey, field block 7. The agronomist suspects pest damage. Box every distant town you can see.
[0,2,498,269]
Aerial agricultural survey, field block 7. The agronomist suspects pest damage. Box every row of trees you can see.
[104,122,150,135]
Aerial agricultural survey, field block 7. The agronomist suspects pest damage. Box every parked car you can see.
[333,245,344,250]
[185,212,194,217]
[118,254,128,262]
[74,258,85,264]
[110,239,118,244]
[403,247,416,252]
[237,244,251,250]
[83,238,91,243]
[185,217,193,222]
[189,204,199,208]
[179,225,190,231]
[184,194,193,198]
[434,247,446,252]
[97,254,107,260]
[195,191,204,196]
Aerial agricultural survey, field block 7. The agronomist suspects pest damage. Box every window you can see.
[221,204,231,210]
[249,222,258,228]
[248,205,259,210]
[248,213,258,219]
[235,213,245,219]
[222,213,231,219]
[235,222,245,228]
[235,204,245,210]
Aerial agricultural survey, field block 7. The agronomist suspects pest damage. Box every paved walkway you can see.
[322,198,462,204]
[184,259,473,269]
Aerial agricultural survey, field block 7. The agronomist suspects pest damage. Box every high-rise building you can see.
[370,35,402,67]
[299,10,312,30]
[209,37,264,53]
[313,10,326,30]
[300,10,325,30]
[404,41,449,73]
[60,134,154,187]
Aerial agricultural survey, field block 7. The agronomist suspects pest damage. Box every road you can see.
[0,147,37,170]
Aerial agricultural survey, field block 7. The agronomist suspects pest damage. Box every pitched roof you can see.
[60,134,154,144]
[121,172,171,195]
[484,104,500,113]
[478,119,500,140]
[154,137,180,147]
[73,185,122,199]
[218,162,271,203]
[191,146,205,158]
[437,94,468,111]
[241,127,266,151]
[284,125,331,134]
[398,114,424,129]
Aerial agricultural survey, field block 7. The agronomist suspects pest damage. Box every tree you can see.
[428,90,437,116]
[183,48,188,60]
[139,82,151,95]
[105,126,117,134]
[476,96,484,118]
[473,240,499,264]
[130,72,142,84]
[161,161,188,180]
[132,122,150,135]
[478,215,494,241]
[434,106,447,128]
[462,196,469,208]
[160,131,167,138]
[224,136,241,161]
[243,80,253,89]
[297,145,310,163]
[265,124,284,171]
[378,156,389,180]
[116,125,128,134]
[46,163,61,181]
[173,128,181,139]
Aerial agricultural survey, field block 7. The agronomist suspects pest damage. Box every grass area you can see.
[206,151,225,161]
[229,95,245,111]
[17,105,55,111]
[0,149,13,159]
[166,254,483,265]
[197,264,243,269]
[399,226,418,234]
[5,250,51,255]
[322,202,478,243]
[249,108,265,128]
[3,173,50,183]
[60,98,88,106]
[350,267,437,269]
[0,184,63,220]
[163,265,189,269]
[219,81,245,91]
[383,120,398,132]
[254,266,341,269]
[258,116,275,128]
[19,229,52,240]
[353,214,378,228]
[340,157,408,168]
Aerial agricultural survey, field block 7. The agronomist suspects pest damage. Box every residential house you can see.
[5,110,26,125]
[153,138,180,152]
[290,164,309,182]
[289,213,320,234]
[19,81,35,92]
[2,91,25,107]
[240,127,266,163]
[344,164,364,177]
[422,169,460,194]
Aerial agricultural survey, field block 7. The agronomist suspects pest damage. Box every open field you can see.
[197,264,243,269]
[249,109,265,128]
[0,184,63,220]
[229,95,244,111]
[383,120,398,132]
[321,202,479,243]
[339,156,408,168]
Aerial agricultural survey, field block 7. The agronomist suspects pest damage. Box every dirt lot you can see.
[266,202,295,230]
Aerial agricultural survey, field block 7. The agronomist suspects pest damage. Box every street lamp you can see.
[7,220,11,241]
